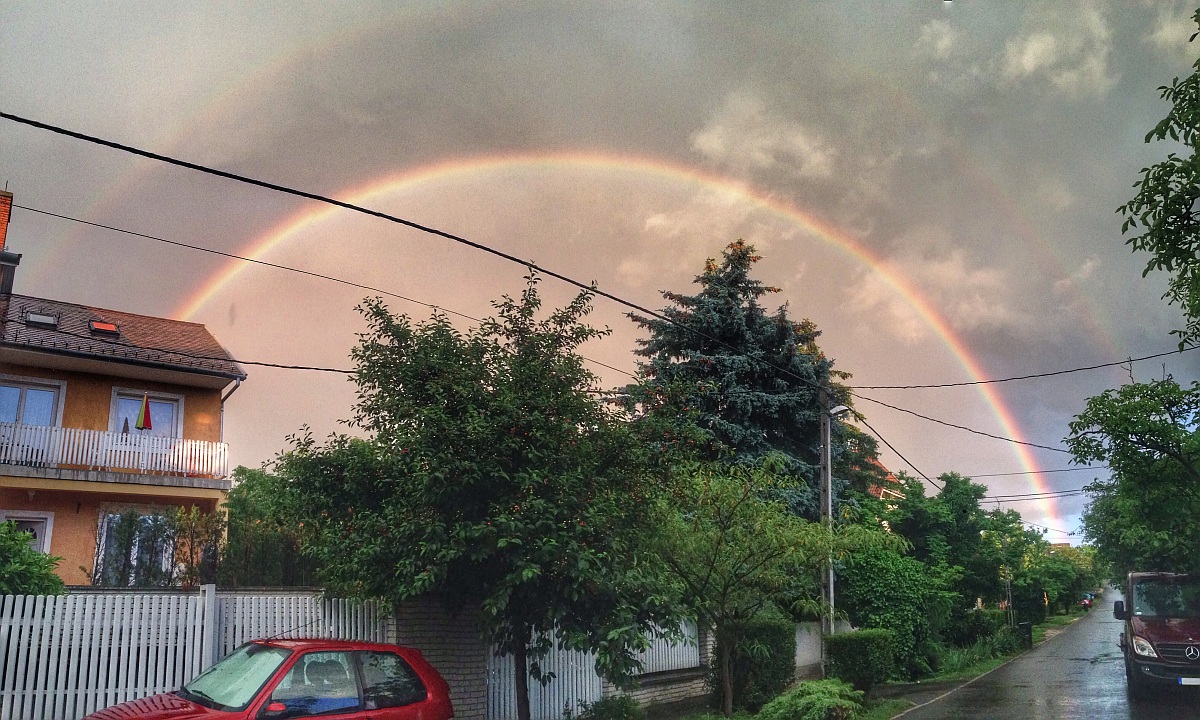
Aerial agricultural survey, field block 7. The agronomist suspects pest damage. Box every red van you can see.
[1113,572,1200,699]
[82,639,454,720]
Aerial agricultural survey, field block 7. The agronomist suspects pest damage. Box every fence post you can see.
[199,584,218,671]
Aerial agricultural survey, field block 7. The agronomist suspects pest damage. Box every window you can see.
[0,378,62,426]
[93,509,175,587]
[110,389,182,438]
[269,651,361,717]
[0,510,54,553]
[358,651,427,709]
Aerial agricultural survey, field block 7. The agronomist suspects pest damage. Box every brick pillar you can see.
[392,598,490,720]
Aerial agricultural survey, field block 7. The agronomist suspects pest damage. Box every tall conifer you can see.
[626,240,853,517]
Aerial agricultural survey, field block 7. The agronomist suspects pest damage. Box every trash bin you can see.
[1017,621,1033,649]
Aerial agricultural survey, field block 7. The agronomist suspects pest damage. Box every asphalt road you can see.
[896,591,1200,719]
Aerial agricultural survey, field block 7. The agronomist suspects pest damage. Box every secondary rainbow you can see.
[174,151,1057,519]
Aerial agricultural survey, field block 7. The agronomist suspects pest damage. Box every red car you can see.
[83,639,454,720]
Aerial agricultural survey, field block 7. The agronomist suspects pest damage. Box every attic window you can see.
[89,320,119,336]
[25,312,58,328]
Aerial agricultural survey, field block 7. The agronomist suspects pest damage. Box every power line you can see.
[856,346,1200,389]
[851,391,1072,454]
[966,467,1107,479]
[849,410,941,490]
[12,202,639,382]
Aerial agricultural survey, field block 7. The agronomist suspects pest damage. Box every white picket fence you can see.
[0,587,386,720]
[486,622,700,720]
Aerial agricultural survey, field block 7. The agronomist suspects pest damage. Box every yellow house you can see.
[0,190,245,585]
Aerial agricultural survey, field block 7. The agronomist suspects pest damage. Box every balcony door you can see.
[110,390,182,439]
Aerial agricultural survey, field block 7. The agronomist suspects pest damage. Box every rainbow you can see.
[172,151,1058,519]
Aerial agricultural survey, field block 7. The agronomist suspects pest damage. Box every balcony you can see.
[0,422,229,480]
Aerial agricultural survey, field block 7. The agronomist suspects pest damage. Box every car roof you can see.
[249,638,416,652]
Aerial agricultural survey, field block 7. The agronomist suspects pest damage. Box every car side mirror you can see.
[259,702,288,719]
[1113,600,1127,620]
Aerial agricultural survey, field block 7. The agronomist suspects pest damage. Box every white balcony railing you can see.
[0,422,229,479]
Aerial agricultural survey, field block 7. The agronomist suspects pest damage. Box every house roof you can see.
[0,294,246,383]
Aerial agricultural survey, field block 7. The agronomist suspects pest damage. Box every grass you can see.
[860,699,915,719]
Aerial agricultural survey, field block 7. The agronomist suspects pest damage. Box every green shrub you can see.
[757,679,864,720]
[0,521,65,596]
[708,607,797,711]
[825,629,894,693]
[1011,580,1048,625]
[946,608,1005,647]
[837,547,950,679]
[577,696,644,720]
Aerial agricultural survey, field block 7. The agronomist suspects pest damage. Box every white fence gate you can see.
[0,587,386,720]
[486,622,700,720]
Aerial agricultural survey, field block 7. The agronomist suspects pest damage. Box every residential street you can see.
[896,591,1200,719]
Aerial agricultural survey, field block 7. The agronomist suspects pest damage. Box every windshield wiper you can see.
[177,687,219,706]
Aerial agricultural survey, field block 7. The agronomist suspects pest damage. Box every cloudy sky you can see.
[2,0,1198,539]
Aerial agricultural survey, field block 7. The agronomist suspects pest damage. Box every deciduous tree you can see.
[1119,9,1200,346]
[278,277,678,720]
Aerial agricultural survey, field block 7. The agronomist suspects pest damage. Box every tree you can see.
[277,277,679,720]
[1067,378,1200,576]
[651,458,891,716]
[1118,9,1200,346]
[219,466,317,587]
[624,239,858,518]
[0,520,65,595]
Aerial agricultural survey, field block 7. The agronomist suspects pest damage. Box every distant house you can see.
[0,190,245,585]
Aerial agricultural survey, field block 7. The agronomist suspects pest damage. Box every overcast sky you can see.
[2,0,1198,539]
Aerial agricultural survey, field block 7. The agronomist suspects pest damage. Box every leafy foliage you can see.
[825,628,894,693]
[708,605,796,713]
[837,545,948,679]
[1118,9,1200,346]
[653,459,892,715]
[756,679,864,720]
[277,277,679,720]
[0,520,65,595]
[575,695,645,720]
[1067,378,1200,577]
[219,467,318,587]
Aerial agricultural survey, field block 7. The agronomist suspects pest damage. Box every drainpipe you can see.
[219,378,241,445]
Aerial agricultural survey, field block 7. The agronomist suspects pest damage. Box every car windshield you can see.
[180,642,292,711]
[1132,578,1200,618]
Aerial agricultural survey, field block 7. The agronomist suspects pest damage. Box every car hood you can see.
[84,692,224,720]
[1131,616,1200,644]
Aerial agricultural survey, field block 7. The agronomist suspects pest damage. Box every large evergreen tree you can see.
[624,239,854,517]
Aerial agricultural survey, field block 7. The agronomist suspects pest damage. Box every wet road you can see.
[898,591,1200,719]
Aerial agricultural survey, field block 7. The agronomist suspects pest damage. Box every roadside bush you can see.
[0,521,65,595]
[576,696,644,720]
[825,628,894,693]
[946,608,1005,647]
[708,606,797,712]
[1011,580,1048,625]
[838,547,950,679]
[757,679,863,720]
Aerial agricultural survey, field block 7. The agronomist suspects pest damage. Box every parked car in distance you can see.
[1113,572,1200,700]
[82,638,453,720]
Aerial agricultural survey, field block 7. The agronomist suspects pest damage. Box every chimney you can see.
[0,191,21,295]
[0,190,10,250]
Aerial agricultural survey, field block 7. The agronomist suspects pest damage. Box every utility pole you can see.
[819,387,847,675]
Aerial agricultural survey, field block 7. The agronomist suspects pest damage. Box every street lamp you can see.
[820,389,850,675]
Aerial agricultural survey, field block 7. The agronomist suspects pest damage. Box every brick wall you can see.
[391,598,490,720]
